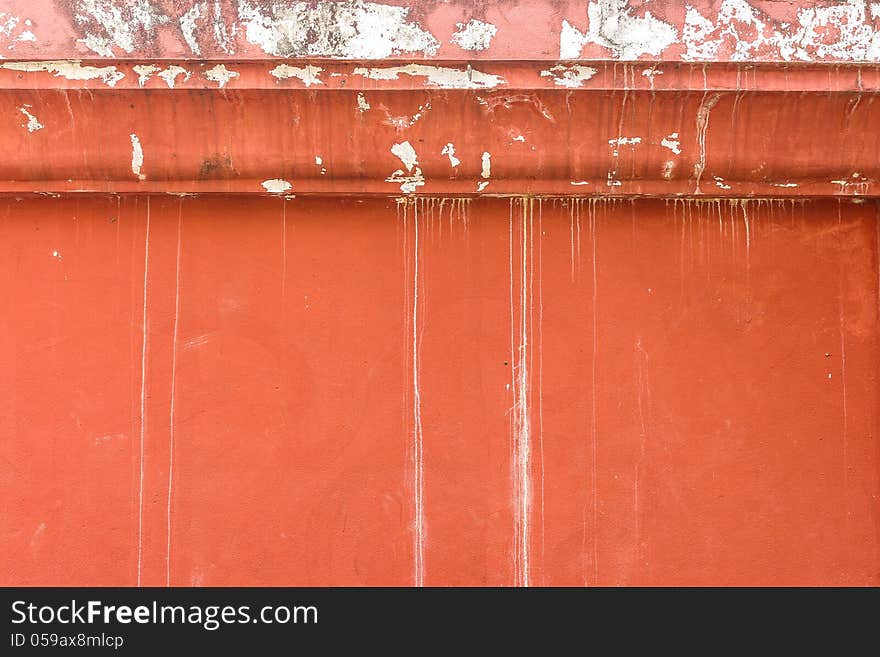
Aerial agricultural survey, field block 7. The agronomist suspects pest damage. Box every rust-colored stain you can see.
[1,0,879,586]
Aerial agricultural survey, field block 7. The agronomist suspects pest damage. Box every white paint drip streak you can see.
[511,199,532,587]
[412,203,425,587]
[166,203,182,586]
[137,198,150,587]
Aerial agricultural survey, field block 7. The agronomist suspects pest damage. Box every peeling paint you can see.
[608,136,641,157]
[356,92,370,112]
[441,143,460,167]
[440,142,461,167]
[19,105,43,132]
[133,64,159,87]
[353,63,504,89]
[388,140,424,193]
[130,133,146,181]
[205,63,238,87]
[72,0,170,57]
[158,65,190,88]
[238,0,439,58]
[179,3,203,56]
[477,181,489,192]
[571,181,590,186]
[0,60,124,86]
[450,19,497,51]
[562,0,678,59]
[540,64,598,88]
[262,178,292,193]
[481,152,492,179]
[713,176,732,190]
[270,63,323,86]
[661,132,681,155]
[683,0,880,62]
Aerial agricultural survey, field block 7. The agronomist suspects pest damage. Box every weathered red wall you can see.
[2,195,877,585]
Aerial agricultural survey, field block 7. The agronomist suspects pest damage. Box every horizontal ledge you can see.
[2,179,878,199]
[0,59,879,93]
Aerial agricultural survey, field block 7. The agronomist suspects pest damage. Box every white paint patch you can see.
[133,64,159,87]
[391,141,419,171]
[608,136,642,157]
[512,134,525,142]
[179,2,204,55]
[205,64,238,87]
[441,143,460,167]
[130,134,146,181]
[661,132,681,155]
[477,181,490,192]
[662,160,675,179]
[641,67,663,89]
[772,182,799,188]
[238,0,439,58]
[383,101,431,130]
[540,64,598,88]
[357,92,371,112]
[51,249,62,259]
[315,156,322,165]
[571,180,590,186]
[450,19,497,51]
[713,176,732,190]
[19,105,43,132]
[481,152,492,179]
[683,0,880,62]
[0,60,125,86]
[158,65,190,88]
[262,179,292,193]
[561,0,678,59]
[270,64,323,86]
[388,141,424,193]
[353,63,504,89]
[72,0,170,57]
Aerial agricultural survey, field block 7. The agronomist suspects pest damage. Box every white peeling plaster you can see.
[512,134,525,142]
[180,3,203,56]
[177,0,235,55]
[130,133,146,181]
[72,0,170,57]
[683,0,880,62]
[353,63,504,89]
[477,181,489,192]
[571,181,590,186]
[608,136,641,156]
[641,67,663,89]
[388,140,424,193]
[450,19,497,51]
[0,12,38,50]
[713,176,731,190]
[0,60,124,87]
[540,64,598,88]
[238,0,439,58]
[19,105,43,132]
[357,92,371,112]
[441,143,460,167]
[158,65,190,88]
[384,102,431,130]
[661,132,681,155]
[205,64,238,87]
[133,64,159,87]
[481,152,491,179]
[270,64,323,86]
[561,0,678,60]
[772,182,799,188]
[391,141,418,171]
[262,179,292,193]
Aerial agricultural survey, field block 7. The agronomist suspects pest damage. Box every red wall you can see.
[2,195,877,586]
